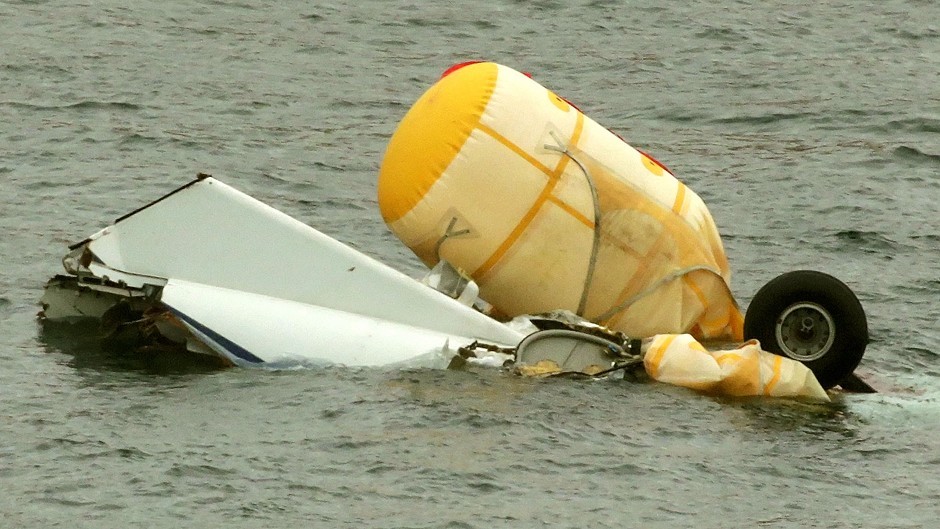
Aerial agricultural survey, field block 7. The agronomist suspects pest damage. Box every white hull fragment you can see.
[160,279,488,368]
[43,175,524,367]
[39,174,836,400]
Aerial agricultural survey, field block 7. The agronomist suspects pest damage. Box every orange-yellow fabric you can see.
[379,62,498,224]
[643,335,829,400]
[378,62,744,341]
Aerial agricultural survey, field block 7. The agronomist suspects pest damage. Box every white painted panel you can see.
[160,279,510,367]
[86,177,522,346]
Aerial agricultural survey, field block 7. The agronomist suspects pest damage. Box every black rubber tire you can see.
[743,270,868,389]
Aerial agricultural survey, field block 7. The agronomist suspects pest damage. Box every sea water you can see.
[1,1,938,527]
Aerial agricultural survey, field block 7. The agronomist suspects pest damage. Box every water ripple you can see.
[893,145,940,164]
[3,1,940,527]
[884,117,940,134]
[1,100,141,111]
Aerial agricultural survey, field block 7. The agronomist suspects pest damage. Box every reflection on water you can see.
[38,319,225,376]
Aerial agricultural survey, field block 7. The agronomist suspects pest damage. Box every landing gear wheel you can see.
[743,270,868,389]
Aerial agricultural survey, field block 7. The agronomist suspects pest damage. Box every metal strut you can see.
[433,216,471,260]
[543,133,737,325]
[544,130,602,318]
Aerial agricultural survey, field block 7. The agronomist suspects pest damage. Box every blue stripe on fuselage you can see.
[166,307,265,364]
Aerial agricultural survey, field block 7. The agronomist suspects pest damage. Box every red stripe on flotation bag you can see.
[441,61,483,78]
[441,61,534,79]
[636,148,675,176]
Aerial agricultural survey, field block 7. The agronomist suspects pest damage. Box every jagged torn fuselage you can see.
[40,175,525,368]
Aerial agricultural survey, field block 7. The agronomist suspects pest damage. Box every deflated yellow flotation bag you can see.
[379,61,744,341]
[643,335,829,401]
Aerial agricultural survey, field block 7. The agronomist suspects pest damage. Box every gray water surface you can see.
[2,1,939,527]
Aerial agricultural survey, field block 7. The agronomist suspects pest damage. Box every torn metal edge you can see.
[68,173,213,251]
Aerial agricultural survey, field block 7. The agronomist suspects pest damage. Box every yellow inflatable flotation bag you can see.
[379,61,744,341]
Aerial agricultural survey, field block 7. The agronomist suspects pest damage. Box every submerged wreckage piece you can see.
[39,175,866,399]
[41,176,525,367]
[376,60,870,393]
[39,61,874,398]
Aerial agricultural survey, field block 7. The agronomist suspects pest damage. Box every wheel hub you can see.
[775,302,835,361]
